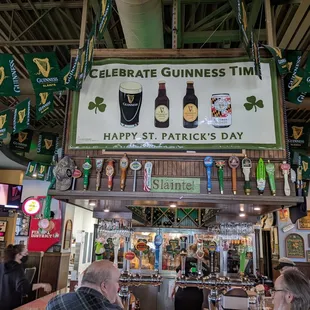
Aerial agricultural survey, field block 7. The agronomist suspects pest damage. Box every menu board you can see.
[285,233,304,258]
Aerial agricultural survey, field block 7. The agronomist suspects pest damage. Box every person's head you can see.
[272,268,310,310]
[4,244,28,264]
[81,260,120,303]
[274,257,296,274]
[246,252,253,259]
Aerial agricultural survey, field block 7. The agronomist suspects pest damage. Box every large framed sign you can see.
[69,58,282,151]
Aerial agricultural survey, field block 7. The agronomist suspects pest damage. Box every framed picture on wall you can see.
[15,213,30,236]
[297,211,310,230]
[307,251,310,263]
[63,220,73,250]
[286,233,305,258]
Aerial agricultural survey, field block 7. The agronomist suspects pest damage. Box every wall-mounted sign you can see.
[136,242,147,252]
[22,197,42,216]
[124,251,135,261]
[285,233,304,258]
[69,58,282,151]
[150,177,200,193]
[297,211,310,230]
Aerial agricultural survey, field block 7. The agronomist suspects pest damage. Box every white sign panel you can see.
[70,58,282,150]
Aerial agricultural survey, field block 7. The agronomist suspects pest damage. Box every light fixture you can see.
[170,203,177,208]
[239,213,246,217]
[254,207,261,211]
[89,201,96,206]
[239,204,245,212]
[103,205,110,213]
[142,232,149,236]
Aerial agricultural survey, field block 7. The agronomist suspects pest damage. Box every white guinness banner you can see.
[69,58,282,150]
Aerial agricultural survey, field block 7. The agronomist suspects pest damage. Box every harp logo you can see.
[29,165,34,173]
[18,109,26,124]
[0,114,7,129]
[39,165,45,174]
[33,58,51,77]
[291,126,303,140]
[272,47,282,58]
[302,161,308,172]
[44,139,53,150]
[39,92,49,105]
[290,75,303,91]
[127,95,135,104]
[63,71,69,84]
[0,67,8,86]
[18,131,28,143]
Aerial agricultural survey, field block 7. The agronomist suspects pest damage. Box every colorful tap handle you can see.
[280,161,291,196]
[143,162,153,192]
[154,234,163,271]
[82,156,92,190]
[120,153,129,191]
[112,235,120,267]
[130,159,142,192]
[106,159,115,191]
[242,155,252,195]
[196,240,204,276]
[266,160,276,196]
[215,160,225,194]
[203,156,213,194]
[228,155,240,195]
[95,159,104,191]
[256,158,266,195]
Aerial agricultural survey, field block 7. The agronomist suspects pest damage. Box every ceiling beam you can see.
[183,29,266,44]
[279,0,310,48]
[0,1,84,11]
[248,0,263,31]
[0,39,80,46]
[163,0,227,3]
[264,0,276,46]
[271,0,302,3]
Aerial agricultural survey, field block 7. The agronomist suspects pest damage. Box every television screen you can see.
[0,183,23,209]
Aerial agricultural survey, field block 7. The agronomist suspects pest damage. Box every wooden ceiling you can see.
[0,0,309,139]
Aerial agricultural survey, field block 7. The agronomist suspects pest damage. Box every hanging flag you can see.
[24,52,64,93]
[84,21,97,79]
[262,45,288,75]
[64,50,82,91]
[25,161,37,177]
[37,132,59,155]
[0,54,20,96]
[0,109,11,140]
[76,46,86,90]
[288,123,309,149]
[250,31,262,80]
[13,99,31,134]
[36,163,49,180]
[35,92,54,120]
[98,0,112,40]
[300,56,310,93]
[10,129,33,152]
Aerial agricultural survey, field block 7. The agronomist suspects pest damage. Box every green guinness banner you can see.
[76,47,86,90]
[25,161,37,177]
[288,123,308,149]
[36,163,48,180]
[300,56,310,93]
[263,45,288,75]
[0,54,20,96]
[10,129,33,152]
[24,52,64,93]
[250,30,262,79]
[84,22,96,79]
[0,109,11,140]
[36,92,54,120]
[13,99,31,134]
[37,132,59,155]
[98,0,112,40]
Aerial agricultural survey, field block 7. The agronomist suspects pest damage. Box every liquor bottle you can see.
[183,81,198,128]
[155,81,169,128]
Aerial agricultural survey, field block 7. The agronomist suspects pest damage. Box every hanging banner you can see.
[70,58,283,150]
[0,54,20,96]
[300,56,310,93]
[250,31,262,79]
[0,109,11,140]
[64,55,80,90]
[13,99,31,134]
[288,123,308,149]
[61,63,70,85]
[37,132,59,155]
[84,21,97,79]
[10,129,33,152]
[262,45,288,76]
[98,0,112,40]
[35,92,54,120]
[25,161,37,177]
[24,52,64,93]
[76,47,86,90]
[36,163,48,180]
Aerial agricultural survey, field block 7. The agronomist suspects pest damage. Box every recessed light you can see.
[239,213,246,217]
[103,208,110,213]
[254,207,261,211]
[89,201,96,206]
[170,204,177,208]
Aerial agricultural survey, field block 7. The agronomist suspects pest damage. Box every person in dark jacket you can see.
[172,244,210,310]
[0,244,52,310]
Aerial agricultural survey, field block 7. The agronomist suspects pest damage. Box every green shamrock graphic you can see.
[244,96,264,112]
[88,97,106,114]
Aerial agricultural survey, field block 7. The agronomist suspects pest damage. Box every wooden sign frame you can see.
[297,211,310,230]
[285,233,305,258]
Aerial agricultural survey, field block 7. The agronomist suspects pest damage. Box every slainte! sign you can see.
[151,177,200,193]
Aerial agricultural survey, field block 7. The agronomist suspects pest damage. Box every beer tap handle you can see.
[218,167,224,195]
[228,156,240,195]
[204,156,213,194]
[266,160,276,196]
[106,159,115,191]
[120,154,129,191]
[281,161,290,196]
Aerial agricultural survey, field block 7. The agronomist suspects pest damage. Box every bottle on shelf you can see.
[183,81,198,128]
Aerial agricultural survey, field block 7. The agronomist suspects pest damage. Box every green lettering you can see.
[219,68,225,77]
[120,69,126,77]
[237,132,243,139]
[204,69,211,77]
[212,69,218,77]
[99,70,105,78]
[151,69,157,78]
[243,67,254,75]
[112,69,118,77]
[229,66,238,76]
[90,69,98,78]
[135,70,144,78]
[182,133,188,141]
[152,179,159,189]
[161,67,171,77]
[127,70,134,77]
[222,133,229,140]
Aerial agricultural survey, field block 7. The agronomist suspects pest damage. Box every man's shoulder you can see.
[47,292,79,310]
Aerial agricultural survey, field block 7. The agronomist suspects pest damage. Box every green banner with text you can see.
[0,54,20,96]
[10,129,33,152]
[151,177,200,193]
[13,99,31,134]
[0,109,11,140]
[36,92,54,120]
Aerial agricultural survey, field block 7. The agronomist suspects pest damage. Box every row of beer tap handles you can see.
[77,154,294,196]
[204,155,292,196]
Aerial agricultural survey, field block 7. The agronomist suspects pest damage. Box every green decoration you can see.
[35,92,54,120]
[13,99,31,134]
[0,109,11,140]
[0,53,20,96]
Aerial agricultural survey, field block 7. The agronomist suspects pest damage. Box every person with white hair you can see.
[274,257,296,274]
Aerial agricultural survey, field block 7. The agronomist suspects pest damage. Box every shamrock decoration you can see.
[88,96,106,114]
[244,96,264,112]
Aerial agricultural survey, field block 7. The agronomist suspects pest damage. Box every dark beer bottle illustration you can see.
[183,81,198,128]
[154,81,169,128]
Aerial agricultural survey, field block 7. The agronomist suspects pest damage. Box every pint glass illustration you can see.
[119,82,143,127]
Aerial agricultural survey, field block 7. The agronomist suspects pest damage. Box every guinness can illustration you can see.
[119,82,143,127]
[211,93,232,128]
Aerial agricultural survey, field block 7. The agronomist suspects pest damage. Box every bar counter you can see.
[14,288,68,310]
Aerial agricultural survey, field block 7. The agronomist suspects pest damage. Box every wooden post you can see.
[264,0,276,46]
[79,0,88,48]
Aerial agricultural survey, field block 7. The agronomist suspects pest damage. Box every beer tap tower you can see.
[175,240,255,310]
